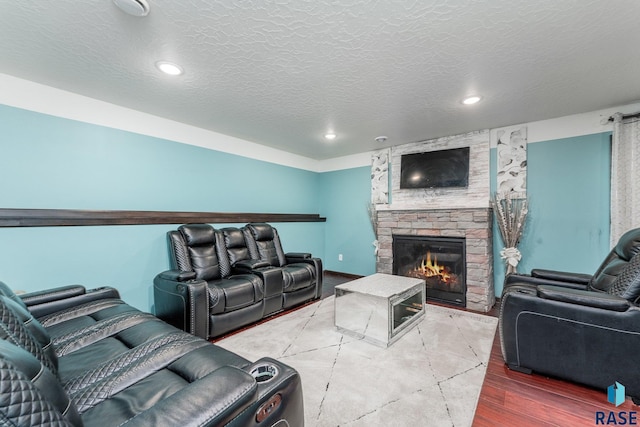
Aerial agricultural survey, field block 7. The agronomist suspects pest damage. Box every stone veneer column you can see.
[376,208,494,312]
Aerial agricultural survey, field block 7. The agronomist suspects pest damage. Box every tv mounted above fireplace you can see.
[400,147,470,189]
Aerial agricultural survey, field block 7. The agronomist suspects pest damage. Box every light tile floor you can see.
[217,297,498,427]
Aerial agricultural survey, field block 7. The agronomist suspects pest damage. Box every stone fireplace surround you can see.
[376,208,495,312]
[372,129,495,312]
[376,207,494,312]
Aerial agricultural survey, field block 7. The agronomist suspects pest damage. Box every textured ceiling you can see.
[0,1,639,160]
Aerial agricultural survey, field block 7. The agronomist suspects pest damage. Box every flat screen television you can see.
[400,147,470,189]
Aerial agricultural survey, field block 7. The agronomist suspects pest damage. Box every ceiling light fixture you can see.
[113,0,150,17]
[324,133,337,141]
[375,136,388,143]
[462,96,482,105]
[156,61,184,76]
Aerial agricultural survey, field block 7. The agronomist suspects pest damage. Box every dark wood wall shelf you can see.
[0,208,326,228]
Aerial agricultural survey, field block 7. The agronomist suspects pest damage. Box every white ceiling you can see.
[0,1,639,160]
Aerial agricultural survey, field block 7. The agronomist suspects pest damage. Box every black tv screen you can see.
[400,147,470,189]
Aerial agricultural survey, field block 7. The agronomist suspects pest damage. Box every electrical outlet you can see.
[338,254,343,261]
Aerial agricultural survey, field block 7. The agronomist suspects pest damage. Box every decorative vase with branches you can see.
[491,191,528,275]
[367,203,379,255]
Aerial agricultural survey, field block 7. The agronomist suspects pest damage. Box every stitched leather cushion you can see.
[207,275,263,314]
[179,224,216,246]
[246,223,275,241]
[222,228,245,248]
[607,252,640,301]
[256,240,281,267]
[221,228,251,265]
[179,225,221,281]
[590,228,640,292]
[614,228,640,260]
[282,264,315,292]
[0,280,28,310]
[0,296,58,375]
[0,340,82,426]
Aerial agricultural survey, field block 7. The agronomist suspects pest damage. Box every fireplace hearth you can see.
[393,235,466,306]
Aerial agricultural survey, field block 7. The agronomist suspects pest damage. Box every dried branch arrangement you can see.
[367,203,379,255]
[367,203,378,237]
[491,192,528,274]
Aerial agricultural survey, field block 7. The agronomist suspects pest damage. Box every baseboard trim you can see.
[324,270,364,280]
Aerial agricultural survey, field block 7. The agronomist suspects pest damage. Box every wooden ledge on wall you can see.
[0,208,326,228]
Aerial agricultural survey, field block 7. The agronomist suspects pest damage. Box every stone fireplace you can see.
[372,129,495,312]
[376,208,493,312]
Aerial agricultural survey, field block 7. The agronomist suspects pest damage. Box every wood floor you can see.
[323,271,639,426]
[473,330,637,426]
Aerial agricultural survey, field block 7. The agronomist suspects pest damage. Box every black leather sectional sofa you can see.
[154,223,323,340]
[0,280,304,426]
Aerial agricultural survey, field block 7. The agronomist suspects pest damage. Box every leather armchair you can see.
[154,224,265,339]
[243,223,323,309]
[500,227,640,401]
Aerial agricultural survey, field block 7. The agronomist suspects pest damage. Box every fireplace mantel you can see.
[376,201,490,211]
[375,207,494,312]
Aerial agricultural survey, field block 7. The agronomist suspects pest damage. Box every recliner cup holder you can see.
[250,363,278,383]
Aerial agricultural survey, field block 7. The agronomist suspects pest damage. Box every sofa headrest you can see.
[614,228,640,261]
[607,252,640,302]
[246,223,275,241]
[178,224,216,247]
[0,295,58,375]
[222,228,246,249]
[0,280,27,310]
[0,340,82,426]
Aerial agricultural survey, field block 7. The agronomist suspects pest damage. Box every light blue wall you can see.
[318,166,376,275]
[318,133,612,298]
[0,105,324,312]
[491,133,612,295]
[0,103,614,310]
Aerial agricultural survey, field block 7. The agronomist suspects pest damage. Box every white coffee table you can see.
[334,273,426,347]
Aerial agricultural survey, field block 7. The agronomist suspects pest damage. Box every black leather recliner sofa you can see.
[243,223,323,309]
[0,280,304,426]
[499,227,640,401]
[154,223,322,340]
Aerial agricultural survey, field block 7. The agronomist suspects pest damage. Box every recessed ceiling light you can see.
[462,96,482,105]
[156,61,184,76]
[113,0,150,17]
[375,136,388,143]
[324,133,337,141]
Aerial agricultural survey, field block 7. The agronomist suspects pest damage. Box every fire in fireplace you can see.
[406,250,462,291]
[393,235,466,306]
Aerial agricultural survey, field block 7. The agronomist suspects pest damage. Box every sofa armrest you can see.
[537,285,630,312]
[20,285,86,305]
[285,252,312,260]
[157,270,197,282]
[23,286,121,319]
[234,259,271,271]
[230,262,284,300]
[504,273,589,291]
[121,366,258,427]
[252,267,284,299]
[531,269,593,285]
[153,271,209,339]
[235,357,304,427]
[285,256,323,299]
